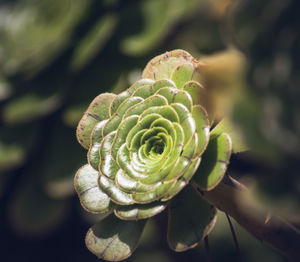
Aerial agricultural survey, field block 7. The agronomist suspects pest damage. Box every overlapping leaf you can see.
[74,50,233,261]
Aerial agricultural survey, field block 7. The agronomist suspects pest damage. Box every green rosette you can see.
[74,50,232,261]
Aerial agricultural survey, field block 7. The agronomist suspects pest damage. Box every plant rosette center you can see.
[74,50,232,261]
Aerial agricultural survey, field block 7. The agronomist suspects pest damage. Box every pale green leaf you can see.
[86,214,146,261]
[142,49,194,80]
[76,93,116,149]
[74,165,114,214]
[114,201,167,220]
[193,133,232,191]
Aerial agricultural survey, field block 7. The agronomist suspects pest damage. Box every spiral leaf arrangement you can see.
[75,50,232,261]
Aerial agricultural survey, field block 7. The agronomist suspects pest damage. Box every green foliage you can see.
[0,0,91,76]
[75,50,239,261]
[0,0,298,261]
[2,0,228,239]
[86,214,146,261]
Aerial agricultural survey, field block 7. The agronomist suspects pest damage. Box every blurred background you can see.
[0,0,299,261]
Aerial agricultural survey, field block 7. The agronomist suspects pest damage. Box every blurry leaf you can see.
[0,123,40,172]
[170,11,227,55]
[3,93,61,124]
[62,104,87,127]
[45,180,75,200]
[121,0,202,56]
[70,13,118,71]
[0,77,13,101]
[232,0,300,159]
[41,122,86,198]
[208,0,237,20]
[232,93,280,162]
[168,185,217,251]
[199,49,245,121]
[9,175,69,236]
[0,142,25,172]
[0,0,92,76]
[85,214,146,261]
[211,118,249,153]
[193,133,232,191]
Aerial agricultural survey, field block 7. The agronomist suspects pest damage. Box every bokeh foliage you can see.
[0,0,299,261]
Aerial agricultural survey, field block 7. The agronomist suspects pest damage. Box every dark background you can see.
[0,0,299,261]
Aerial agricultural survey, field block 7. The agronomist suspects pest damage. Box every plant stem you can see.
[191,176,300,261]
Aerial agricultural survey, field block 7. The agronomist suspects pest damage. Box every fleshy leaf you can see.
[211,118,249,153]
[171,63,202,90]
[183,80,205,105]
[76,93,116,149]
[114,201,167,220]
[88,120,108,170]
[85,214,146,261]
[109,79,154,116]
[191,105,210,156]
[193,133,232,191]
[167,185,217,252]
[74,165,114,213]
[142,49,195,80]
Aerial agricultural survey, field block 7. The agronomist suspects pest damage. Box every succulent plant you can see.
[74,50,232,261]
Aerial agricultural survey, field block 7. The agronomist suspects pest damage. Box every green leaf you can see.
[193,133,232,191]
[167,185,217,252]
[183,80,205,105]
[114,201,167,220]
[0,0,91,76]
[2,93,61,125]
[74,165,114,214]
[120,0,169,56]
[76,93,116,149]
[171,64,202,90]
[211,118,249,153]
[70,14,117,71]
[120,0,201,56]
[86,214,146,261]
[142,49,194,80]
